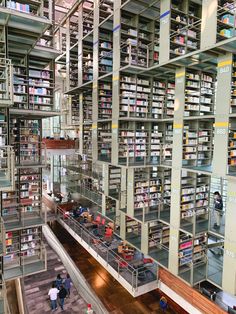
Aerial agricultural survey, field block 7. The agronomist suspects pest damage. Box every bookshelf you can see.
[118,122,148,165]
[10,119,42,166]
[125,216,141,249]
[83,124,92,159]
[83,37,93,84]
[83,0,94,37]
[71,95,80,125]
[231,55,236,113]
[83,91,93,123]
[98,122,112,162]
[0,109,7,146]
[178,231,207,284]
[162,123,173,165]
[2,191,19,223]
[228,119,236,174]
[120,74,151,118]
[18,168,42,220]
[133,167,162,222]
[148,221,169,267]
[185,70,215,117]
[217,0,236,41]
[99,0,113,24]
[99,25,113,77]
[29,64,54,111]
[6,0,46,17]
[13,64,28,110]
[69,50,78,89]
[170,0,201,58]
[4,227,42,270]
[108,166,121,200]
[98,78,112,120]
[180,171,209,234]
[182,120,214,169]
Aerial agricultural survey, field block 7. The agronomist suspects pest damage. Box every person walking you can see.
[55,274,63,289]
[64,273,72,297]
[58,284,67,311]
[213,191,223,229]
[159,296,168,312]
[48,282,59,311]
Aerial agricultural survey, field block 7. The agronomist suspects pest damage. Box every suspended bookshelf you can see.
[99,0,113,24]
[83,37,93,83]
[10,119,42,166]
[182,120,214,169]
[98,78,112,120]
[170,0,201,58]
[217,0,236,42]
[71,95,80,125]
[29,65,54,111]
[0,109,7,146]
[108,166,121,200]
[99,25,113,76]
[83,90,93,123]
[185,70,215,117]
[98,122,112,162]
[13,64,28,110]
[83,0,94,37]
[231,55,236,114]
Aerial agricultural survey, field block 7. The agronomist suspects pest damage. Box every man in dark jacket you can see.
[59,284,67,310]
[213,191,223,229]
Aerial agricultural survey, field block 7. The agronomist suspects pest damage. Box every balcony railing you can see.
[57,207,158,296]
[67,185,103,207]
[0,146,15,192]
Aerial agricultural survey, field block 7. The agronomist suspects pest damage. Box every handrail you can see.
[57,206,157,291]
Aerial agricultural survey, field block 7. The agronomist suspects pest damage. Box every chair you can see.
[104,227,113,242]
[93,215,101,225]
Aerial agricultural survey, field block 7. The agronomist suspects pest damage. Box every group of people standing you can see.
[48,273,72,311]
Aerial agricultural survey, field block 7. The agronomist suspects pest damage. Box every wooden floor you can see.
[50,221,188,314]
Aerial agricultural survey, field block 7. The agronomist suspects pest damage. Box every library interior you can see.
[1,0,236,313]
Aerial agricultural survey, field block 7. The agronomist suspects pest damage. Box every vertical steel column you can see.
[111,0,121,165]
[212,53,232,176]
[200,0,217,49]
[168,67,186,275]
[92,1,99,162]
[159,0,171,64]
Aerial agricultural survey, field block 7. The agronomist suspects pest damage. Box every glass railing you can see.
[57,206,158,292]
[0,146,15,192]
[14,142,47,167]
[3,241,47,281]
[67,185,103,206]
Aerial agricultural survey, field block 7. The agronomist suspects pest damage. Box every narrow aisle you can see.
[23,240,88,313]
[50,221,187,314]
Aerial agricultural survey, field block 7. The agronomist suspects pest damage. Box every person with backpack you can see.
[213,191,223,229]
[58,284,67,311]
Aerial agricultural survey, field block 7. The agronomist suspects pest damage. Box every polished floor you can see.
[50,221,187,314]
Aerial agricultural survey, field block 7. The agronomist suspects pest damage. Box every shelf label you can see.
[160,10,170,24]
[113,24,121,33]
[93,40,98,47]
[92,124,97,130]
[218,59,232,68]
[214,122,228,135]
